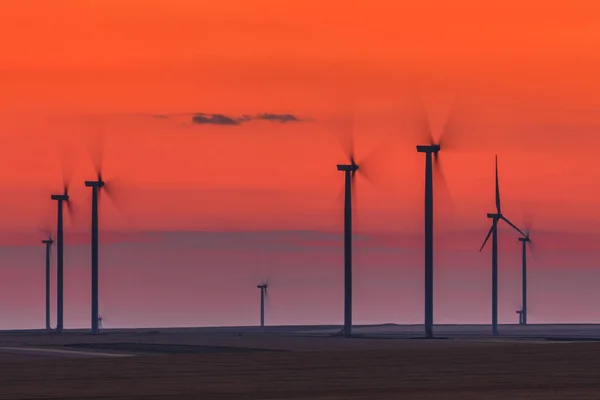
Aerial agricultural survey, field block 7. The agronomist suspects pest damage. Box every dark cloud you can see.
[153,112,309,127]
[191,113,241,125]
[255,113,300,123]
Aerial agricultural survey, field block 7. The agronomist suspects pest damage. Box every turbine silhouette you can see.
[414,100,456,339]
[50,168,74,333]
[84,121,120,335]
[257,282,268,327]
[517,223,534,325]
[479,155,525,336]
[41,234,54,332]
[335,110,374,338]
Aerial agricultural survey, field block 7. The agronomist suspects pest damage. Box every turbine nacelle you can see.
[519,236,531,243]
[85,180,105,188]
[257,284,268,290]
[42,239,54,245]
[486,213,501,219]
[50,194,69,201]
[336,164,359,172]
[416,144,441,154]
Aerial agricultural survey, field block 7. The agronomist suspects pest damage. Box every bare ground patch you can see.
[1,340,600,399]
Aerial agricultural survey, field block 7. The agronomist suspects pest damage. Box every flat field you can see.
[1,324,600,399]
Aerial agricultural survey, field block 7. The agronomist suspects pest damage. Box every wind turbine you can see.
[41,235,54,331]
[414,102,455,339]
[479,155,525,336]
[84,125,119,335]
[50,181,73,333]
[335,110,373,338]
[517,228,533,325]
[257,282,268,327]
[84,170,102,334]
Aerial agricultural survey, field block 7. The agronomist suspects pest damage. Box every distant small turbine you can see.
[41,235,54,332]
[479,155,525,336]
[257,283,268,327]
[517,230,533,325]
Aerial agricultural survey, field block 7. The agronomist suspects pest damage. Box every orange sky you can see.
[1,0,600,235]
[4,1,600,329]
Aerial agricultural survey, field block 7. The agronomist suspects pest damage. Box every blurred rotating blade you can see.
[432,154,455,215]
[85,115,106,180]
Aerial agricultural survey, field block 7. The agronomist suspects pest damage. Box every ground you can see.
[1,324,600,399]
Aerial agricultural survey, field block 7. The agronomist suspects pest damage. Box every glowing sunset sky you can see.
[0,1,600,329]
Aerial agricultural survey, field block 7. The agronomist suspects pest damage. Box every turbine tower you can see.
[337,156,358,337]
[479,155,525,336]
[50,184,71,333]
[257,283,268,327]
[416,143,438,339]
[415,103,455,339]
[517,231,532,325]
[42,236,54,331]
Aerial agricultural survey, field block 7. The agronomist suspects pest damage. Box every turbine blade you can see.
[351,171,358,212]
[500,216,526,237]
[409,96,434,145]
[330,100,356,162]
[479,223,495,252]
[433,155,455,215]
[64,200,78,226]
[407,83,470,149]
[527,239,535,259]
[405,82,487,152]
[522,206,536,233]
[495,155,501,214]
[60,146,74,192]
[437,99,457,149]
[100,178,130,214]
[356,166,373,186]
[355,134,397,190]
[86,116,106,177]
[435,89,468,151]
[401,82,434,145]
[99,186,117,213]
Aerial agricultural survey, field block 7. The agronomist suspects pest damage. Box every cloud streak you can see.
[154,112,310,127]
